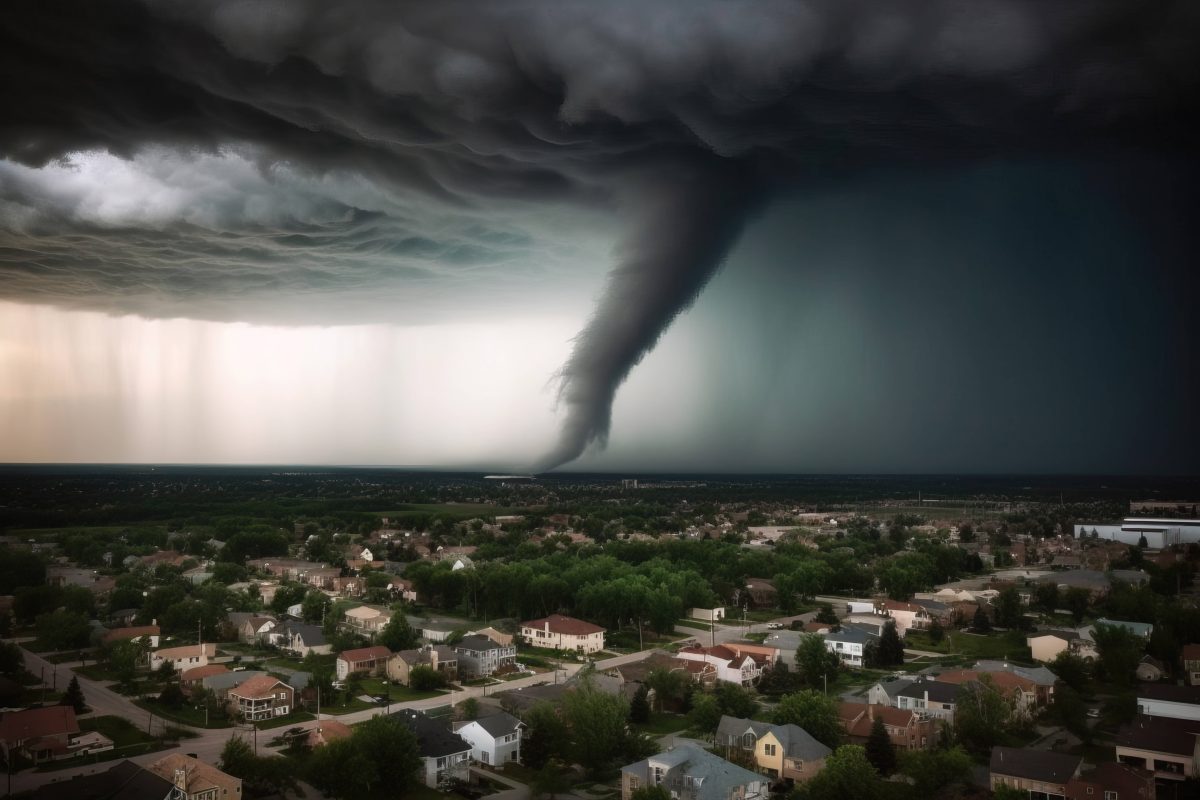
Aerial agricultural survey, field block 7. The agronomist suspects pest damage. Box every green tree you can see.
[0,641,23,677]
[928,617,944,645]
[1049,652,1092,694]
[644,667,687,712]
[158,682,186,709]
[459,696,480,720]
[794,745,880,800]
[352,714,422,797]
[864,716,896,775]
[523,702,569,768]
[1033,583,1060,613]
[34,609,91,650]
[301,590,330,624]
[898,746,973,796]
[1063,587,1091,625]
[1050,685,1091,742]
[874,620,904,667]
[629,786,671,800]
[562,680,630,774]
[377,612,419,652]
[795,634,839,689]
[629,685,651,724]
[713,682,759,720]
[772,690,843,748]
[60,676,86,714]
[531,759,573,800]
[1092,623,1143,686]
[995,587,1023,629]
[972,605,992,632]
[954,675,1011,754]
[409,665,447,691]
[815,604,839,625]
[107,640,143,689]
[219,735,256,779]
[306,737,376,798]
[687,693,722,734]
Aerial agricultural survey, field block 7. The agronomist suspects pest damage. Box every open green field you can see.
[134,699,234,729]
[255,710,316,729]
[633,712,690,736]
[904,629,1033,662]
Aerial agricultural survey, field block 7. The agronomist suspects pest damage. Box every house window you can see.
[764,744,776,756]
[482,752,490,764]
[1104,792,1116,800]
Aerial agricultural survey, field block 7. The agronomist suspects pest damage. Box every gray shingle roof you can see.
[990,747,1081,783]
[473,711,522,739]
[623,744,763,800]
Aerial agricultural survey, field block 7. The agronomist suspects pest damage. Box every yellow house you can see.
[716,716,831,787]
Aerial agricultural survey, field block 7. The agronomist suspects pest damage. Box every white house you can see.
[454,712,523,767]
[519,614,606,654]
[149,643,215,672]
[1136,684,1200,721]
[822,627,877,667]
[873,600,931,636]
[676,645,761,686]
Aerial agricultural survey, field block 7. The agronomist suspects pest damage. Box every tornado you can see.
[535,163,759,472]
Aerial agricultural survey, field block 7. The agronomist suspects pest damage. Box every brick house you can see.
[227,674,295,722]
[336,645,392,680]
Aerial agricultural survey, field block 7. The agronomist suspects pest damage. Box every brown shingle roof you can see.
[101,625,159,643]
[521,614,604,635]
[180,664,228,682]
[990,747,1081,784]
[338,645,392,664]
[0,706,79,744]
[228,674,290,700]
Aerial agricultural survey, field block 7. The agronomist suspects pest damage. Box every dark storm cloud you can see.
[0,0,1197,466]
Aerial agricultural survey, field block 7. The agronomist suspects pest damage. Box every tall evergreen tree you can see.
[972,606,991,632]
[61,675,86,714]
[865,716,896,776]
[629,685,651,724]
[876,620,905,666]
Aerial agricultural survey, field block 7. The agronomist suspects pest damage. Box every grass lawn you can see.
[606,630,675,652]
[74,663,124,681]
[358,677,443,702]
[37,716,169,772]
[497,762,542,784]
[516,655,551,668]
[904,629,1033,662]
[518,645,586,662]
[134,699,234,729]
[634,712,690,736]
[255,710,316,730]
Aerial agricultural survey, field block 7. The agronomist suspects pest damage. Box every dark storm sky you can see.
[0,0,1196,472]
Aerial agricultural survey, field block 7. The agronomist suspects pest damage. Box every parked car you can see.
[1086,708,1100,718]
[766,622,785,630]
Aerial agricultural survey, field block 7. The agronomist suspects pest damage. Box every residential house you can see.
[873,600,931,636]
[608,652,717,700]
[838,703,937,751]
[271,622,331,656]
[306,719,352,749]
[1027,630,1092,663]
[691,607,726,622]
[520,614,606,654]
[715,716,831,784]
[421,622,463,643]
[0,706,81,763]
[454,711,523,767]
[677,645,761,686]
[146,753,242,800]
[1038,570,1114,600]
[201,671,267,701]
[763,630,803,668]
[388,645,458,685]
[239,616,276,644]
[391,578,418,603]
[227,674,294,721]
[934,669,1039,717]
[1183,643,1200,686]
[1064,762,1155,800]
[892,678,960,722]
[973,661,1059,704]
[101,625,160,649]
[721,641,779,668]
[336,645,392,680]
[394,710,472,788]
[990,747,1082,799]
[342,605,392,637]
[469,627,514,647]
[822,626,877,667]
[1136,655,1166,682]
[150,643,215,672]
[1135,683,1200,721]
[911,599,953,626]
[34,758,174,800]
[1090,618,1154,640]
[867,677,915,707]
[742,578,777,608]
[621,743,768,800]
[454,634,517,679]
[180,664,229,690]
[1115,715,1200,782]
